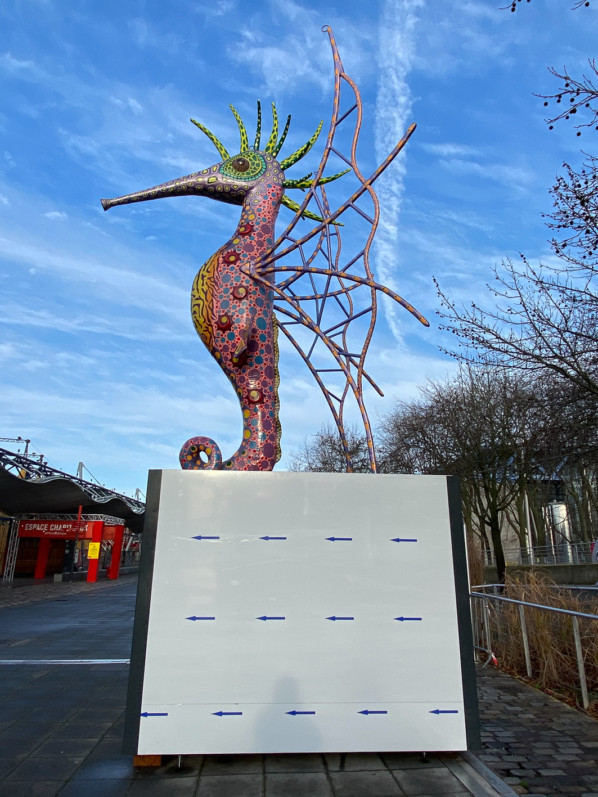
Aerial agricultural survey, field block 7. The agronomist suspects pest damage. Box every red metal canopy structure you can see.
[0,447,145,582]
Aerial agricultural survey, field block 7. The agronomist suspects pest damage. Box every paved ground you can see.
[0,575,595,796]
[477,667,598,796]
[0,574,137,610]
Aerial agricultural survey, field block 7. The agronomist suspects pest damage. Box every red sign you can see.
[18,519,104,540]
[102,524,125,541]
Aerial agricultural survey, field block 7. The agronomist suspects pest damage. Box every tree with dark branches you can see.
[288,424,372,473]
[292,368,598,580]
[435,254,598,400]
[503,1,590,16]
[538,60,598,136]
[547,156,598,268]
[377,366,548,582]
[438,2,598,402]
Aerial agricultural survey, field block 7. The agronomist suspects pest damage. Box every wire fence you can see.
[470,589,598,710]
[484,541,597,567]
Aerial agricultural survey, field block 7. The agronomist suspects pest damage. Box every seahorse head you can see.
[101,103,348,221]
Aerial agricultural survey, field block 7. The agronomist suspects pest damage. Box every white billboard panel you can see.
[126,471,478,754]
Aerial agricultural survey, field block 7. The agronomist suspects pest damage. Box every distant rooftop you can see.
[0,447,145,534]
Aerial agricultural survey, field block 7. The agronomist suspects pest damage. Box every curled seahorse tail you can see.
[180,437,223,470]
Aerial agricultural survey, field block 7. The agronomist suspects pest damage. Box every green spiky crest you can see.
[229,105,249,152]
[283,168,350,190]
[281,194,323,221]
[279,120,323,170]
[264,102,279,154]
[190,106,346,201]
[284,172,313,188]
[273,114,292,157]
[190,118,230,161]
[281,194,343,226]
[191,104,322,169]
[254,101,262,150]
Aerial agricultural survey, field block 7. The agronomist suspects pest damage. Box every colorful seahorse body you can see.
[184,161,283,470]
[102,29,430,474]
[102,95,357,471]
[102,138,293,471]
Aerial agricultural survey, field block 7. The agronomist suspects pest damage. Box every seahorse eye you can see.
[219,152,265,181]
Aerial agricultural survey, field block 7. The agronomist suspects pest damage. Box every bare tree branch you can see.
[503,1,591,15]
[435,251,598,399]
[288,423,371,473]
[537,60,598,135]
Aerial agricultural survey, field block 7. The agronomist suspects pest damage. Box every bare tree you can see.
[437,121,598,395]
[504,2,596,139]
[435,253,598,399]
[530,373,598,543]
[538,60,598,136]
[546,156,598,270]
[504,1,591,17]
[378,366,546,582]
[443,0,598,398]
[288,424,371,473]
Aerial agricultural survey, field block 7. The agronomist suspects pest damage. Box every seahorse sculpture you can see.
[101,26,429,473]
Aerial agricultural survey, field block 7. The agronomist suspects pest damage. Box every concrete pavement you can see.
[0,575,547,795]
[477,666,598,796]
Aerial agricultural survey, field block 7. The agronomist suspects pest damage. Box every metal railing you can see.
[470,589,598,710]
[485,541,597,567]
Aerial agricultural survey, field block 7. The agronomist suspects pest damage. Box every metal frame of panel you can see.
[124,471,479,755]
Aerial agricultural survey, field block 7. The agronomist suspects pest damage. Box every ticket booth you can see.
[17,517,126,582]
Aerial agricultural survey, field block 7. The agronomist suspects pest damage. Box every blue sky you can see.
[0,0,595,496]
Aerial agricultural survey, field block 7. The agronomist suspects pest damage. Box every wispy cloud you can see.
[226,0,375,97]
[191,0,238,17]
[374,0,424,343]
[439,157,536,193]
[127,18,186,54]
[419,141,482,158]
[0,181,198,342]
[109,95,144,115]
[0,304,188,342]
[413,0,526,77]
[0,53,36,72]
[2,46,222,192]
[227,28,330,96]
[0,0,593,491]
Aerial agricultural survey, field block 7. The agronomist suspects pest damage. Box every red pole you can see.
[86,522,103,583]
[106,525,124,580]
[34,538,51,579]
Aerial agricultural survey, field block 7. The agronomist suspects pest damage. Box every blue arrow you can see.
[391,538,418,543]
[257,616,286,621]
[213,711,242,716]
[326,616,355,621]
[140,712,168,717]
[429,709,459,715]
[192,535,220,541]
[394,617,422,622]
[286,710,316,716]
[359,710,388,715]
[186,616,216,621]
[326,536,353,542]
[260,536,287,541]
